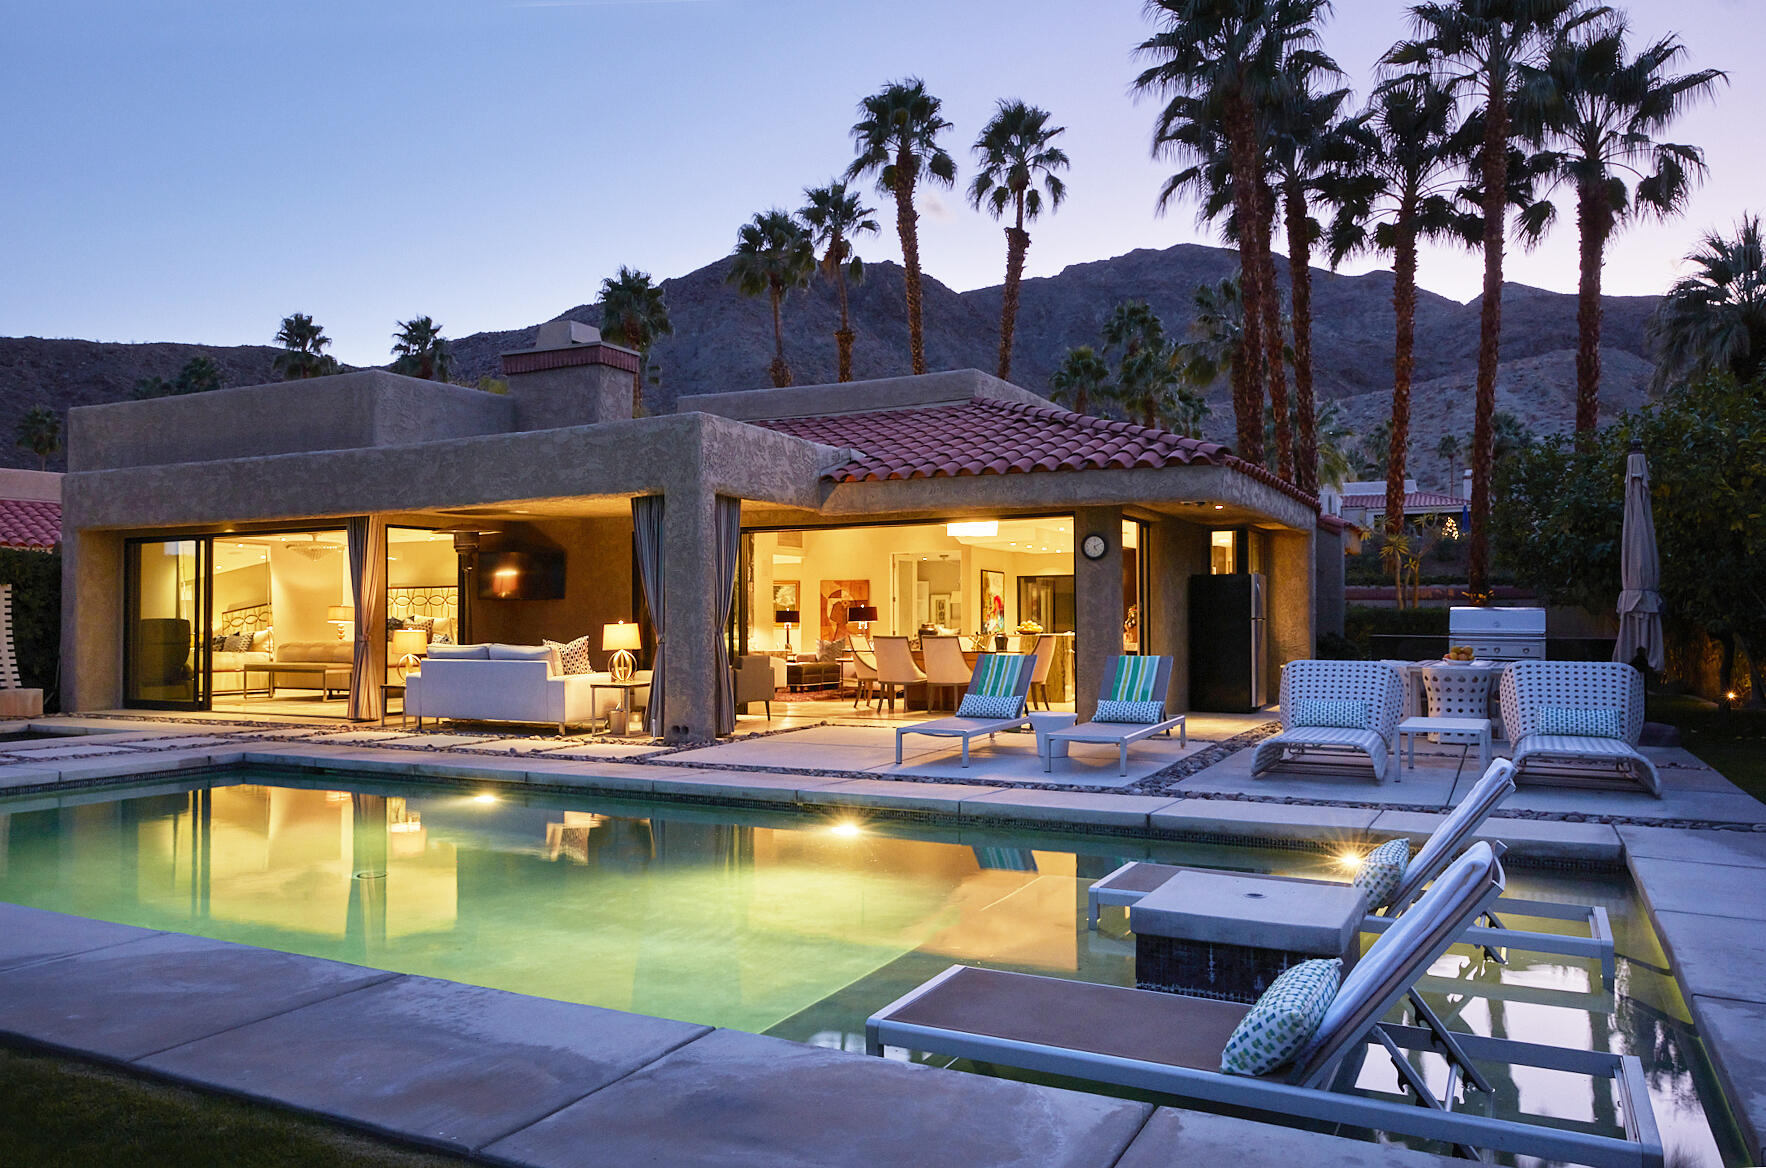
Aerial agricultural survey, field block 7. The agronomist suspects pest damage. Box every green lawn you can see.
[0,1044,467,1168]
[1647,692,1766,806]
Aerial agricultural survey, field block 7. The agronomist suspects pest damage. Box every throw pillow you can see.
[251,628,274,653]
[1290,698,1371,730]
[1107,655,1161,702]
[817,639,844,662]
[1352,837,1411,911]
[956,692,1022,720]
[967,654,1019,699]
[1538,706,1624,739]
[209,635,228,652]
[1219,957,1342,1076]
[402,616,436,636]
[544,635,595,676]
[224,633,252,653]
[1094,698,1167,724]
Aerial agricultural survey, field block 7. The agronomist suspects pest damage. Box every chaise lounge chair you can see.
[867,843,1659,1168]
[1043,654,1186,776]
[1250,659,1407,782]
[894,653,1036,768]
[1499,661,1662,798]
[1086,759,1616,985]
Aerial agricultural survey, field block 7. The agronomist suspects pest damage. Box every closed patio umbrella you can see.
[1614,440,1664,671]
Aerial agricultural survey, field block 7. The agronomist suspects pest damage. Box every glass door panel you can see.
[124,538,210,709]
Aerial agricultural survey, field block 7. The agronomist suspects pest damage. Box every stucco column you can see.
[1313,522,1346,640]
[1268,528,1316,674]
[62,528,122,712]
[661,485,720,743]
[1149,518,1208,713]
[1072,506,1124,721]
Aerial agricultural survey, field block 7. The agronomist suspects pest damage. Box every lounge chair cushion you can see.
[1290,698,1371,730]
[1219,957,1341,1076]
[1351,837,1410,910]
[1106,655,1162,702]
[967,653,1020,697]
[1094,698,1167,724]
[956,692,1022,719]
[1537,706,1624,739]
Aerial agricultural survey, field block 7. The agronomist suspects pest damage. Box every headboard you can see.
[388,585,457,625]
[218,602,273,638]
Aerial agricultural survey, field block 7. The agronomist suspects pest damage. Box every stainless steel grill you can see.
[1449,606,1546,662]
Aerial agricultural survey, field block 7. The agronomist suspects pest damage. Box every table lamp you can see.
[604,621,642,682]
[847,604,877,632]
[326,605,354,641]
[389,628,427,678]
[774,608,800,653]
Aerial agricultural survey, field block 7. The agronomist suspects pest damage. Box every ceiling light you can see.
[946,520,998,538]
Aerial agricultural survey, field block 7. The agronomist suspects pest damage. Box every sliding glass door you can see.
[123,537,211,710]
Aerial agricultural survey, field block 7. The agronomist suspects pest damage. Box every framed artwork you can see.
[930,593,951,627]
[819,579,870,644]
[979,569,1006,635]
[772,580,799,612]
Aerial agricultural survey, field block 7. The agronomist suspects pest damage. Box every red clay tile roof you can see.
[757,399,1317,506]
[1341,490,1466,511]
[0,499,60,549]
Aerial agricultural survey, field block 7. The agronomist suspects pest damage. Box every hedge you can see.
[0,548,60,710]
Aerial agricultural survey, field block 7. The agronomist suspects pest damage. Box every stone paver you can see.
[0,766,66,789]
[960,788,1177,828]
[1149,798,1380,840]
[1650,910,1766,1005]
[0,903,162,972]
[143,975,709,1155]
[1114,1105,1461,1168]
[1690,996,1766,1162]
[1369,810,1623,863]
[1627,857,1766,921]
[647,769,840,803]
[807,778,1005,813]
[46,749,247,783]
[481,1027,1153,1168]
[0,932,396,1060]
[1620,825,1766,868]
[0,742,135,760]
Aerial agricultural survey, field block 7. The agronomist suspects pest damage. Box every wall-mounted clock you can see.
[1081,533,1108,561]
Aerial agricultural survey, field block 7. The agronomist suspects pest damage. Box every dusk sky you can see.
[4,0,1759,367]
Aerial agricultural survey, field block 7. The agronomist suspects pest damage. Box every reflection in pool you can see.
[0,772,1745,1165]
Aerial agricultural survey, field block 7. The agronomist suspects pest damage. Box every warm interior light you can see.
[946,520,999,538]
[490,566,520,598]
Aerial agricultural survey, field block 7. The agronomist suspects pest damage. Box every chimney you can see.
[500,320,641,430]
[1461,468,1473,500]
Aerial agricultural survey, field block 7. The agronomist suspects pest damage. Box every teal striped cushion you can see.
[968,653,1019,698]
[1219,958,1342,1076]
[1108,656,1159,702]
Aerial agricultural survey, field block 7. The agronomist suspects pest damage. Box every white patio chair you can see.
[920,634,971,711]
[1499,661,1661,797]
[870,636,925,712]
[1250,660,1407,782]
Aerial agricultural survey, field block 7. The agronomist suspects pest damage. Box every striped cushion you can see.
[967,654,1020,698]
[1220,958,1341,1076]
[1538,706,1623,739]
[956,692,1022,720]
[1108,656,1160,702]
[1094,699,1166,724]
[1352,837,1410,910]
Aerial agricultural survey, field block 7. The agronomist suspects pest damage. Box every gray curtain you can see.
[346,515,387,721]
[713,496,741,736]
[632,495,666,738]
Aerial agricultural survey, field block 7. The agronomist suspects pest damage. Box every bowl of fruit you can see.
[1445,645,1477,662]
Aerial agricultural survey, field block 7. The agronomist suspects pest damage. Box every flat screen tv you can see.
[478,550,566,601]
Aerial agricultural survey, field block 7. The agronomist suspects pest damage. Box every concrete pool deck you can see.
[1,711,1763,1162]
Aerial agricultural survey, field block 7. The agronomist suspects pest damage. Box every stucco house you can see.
[59,322,1344,742]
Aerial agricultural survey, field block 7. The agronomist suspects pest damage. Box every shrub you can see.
[0,548,60,709]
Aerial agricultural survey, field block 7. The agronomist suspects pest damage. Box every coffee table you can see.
[1396,714,1492,779]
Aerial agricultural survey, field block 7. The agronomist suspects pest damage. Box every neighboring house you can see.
[1327,478,1469,533]
[0,469,62,550]
[60,321,1343,741]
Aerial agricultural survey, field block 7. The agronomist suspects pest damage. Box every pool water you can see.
[0,771,1746,1166]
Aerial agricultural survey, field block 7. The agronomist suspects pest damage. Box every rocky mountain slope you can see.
[1,240,1660,481]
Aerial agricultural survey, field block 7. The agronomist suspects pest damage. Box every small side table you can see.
[592,681,645,737]
[380,682,407,729]
[1130,869,1366,1002]
[1396,715,1492,780]
[1029,711,1078,762]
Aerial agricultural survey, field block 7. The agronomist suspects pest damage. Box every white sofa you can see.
[404,643,650,734]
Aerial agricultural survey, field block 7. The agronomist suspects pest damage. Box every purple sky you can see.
[2,0,1757,367]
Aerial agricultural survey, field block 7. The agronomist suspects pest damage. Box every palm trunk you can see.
[1387,213,1420,549]
[769,286,792,387]
[1574,180,1608,442]
[894,150,926,376]
[1257,183,1292,481]
[1284,180,1318,497]
[631,363,645,418]
[1224,94,1266,464]
[998,205,1029,381]
[833,243,856,383]
[1468,88,1508,602]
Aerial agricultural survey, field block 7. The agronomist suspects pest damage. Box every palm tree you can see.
[1266,56,1351,494]
[728,210,816,388]
[969,100,1070,382]
[596,266,673,416]
[272,313,339,380]
[799,181,880,383]
[1136,0,1336,467]
[1518,15,1724,436]
[1176,274,1245,390]
[1313,398,1357,490]
[1385,0,1605,599]
[1649,216,1766,388]
[390,316,452,381]
[1326,75,1465,547]
[1437,431,1462,487]
[14,406,60,470]
[1048,345,1110,415]
[847,79,956,376]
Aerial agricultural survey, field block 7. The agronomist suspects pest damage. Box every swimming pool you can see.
[0,769,1744,1165]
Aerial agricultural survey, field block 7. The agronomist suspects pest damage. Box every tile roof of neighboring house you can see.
[1340,490,1467,512]
[0,499,59,549]
[757,398,1318,507]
